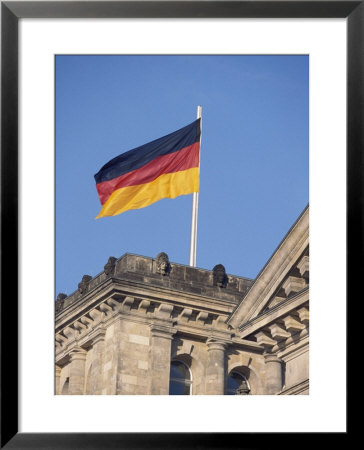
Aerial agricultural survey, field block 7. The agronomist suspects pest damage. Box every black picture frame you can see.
[1,1,355,448]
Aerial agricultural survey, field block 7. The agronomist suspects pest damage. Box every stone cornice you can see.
[83,327,107,348]
[56,277,237,331]
[228,206,309,328]
[276,332,309,360]
[238,288,309,338]
[230,337,264,353]
[55,277,116,324]
[149,323,176,340]
[106,278,240,311]
[55,293,237,362]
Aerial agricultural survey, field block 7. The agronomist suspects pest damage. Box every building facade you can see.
[55,206,309,395]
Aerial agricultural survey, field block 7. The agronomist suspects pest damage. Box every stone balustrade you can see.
[55,253,255,315]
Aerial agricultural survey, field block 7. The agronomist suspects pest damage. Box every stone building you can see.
[55,205,309,395]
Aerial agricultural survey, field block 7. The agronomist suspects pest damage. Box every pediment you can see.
[260,250,308,314]
[228,206,309,329]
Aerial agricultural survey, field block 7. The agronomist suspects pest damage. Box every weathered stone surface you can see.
[55,253,254,313]
[297,255,309,278]
[282,276,306,297]
[149,325,175,395]
[264,354,284,394]
[55,207,309,396]
[69,348,87,395]
[205,339,230,395]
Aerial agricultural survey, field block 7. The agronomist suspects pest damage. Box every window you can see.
[226,371,250,395]
[169,360,192,395]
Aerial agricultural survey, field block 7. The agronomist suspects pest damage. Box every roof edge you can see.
[227,204,309,328]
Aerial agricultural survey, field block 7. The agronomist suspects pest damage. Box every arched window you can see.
[226,371,250,395]
[169,360,192,395]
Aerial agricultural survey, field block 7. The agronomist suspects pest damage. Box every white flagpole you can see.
[189,105,202,267]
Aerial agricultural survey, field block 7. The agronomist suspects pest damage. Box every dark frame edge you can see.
[0,431,353,449]
[2,1,363,18]
[347,6,364,279]
[347,0,363,437]
[1,0,357,448]
[1,2,19,448]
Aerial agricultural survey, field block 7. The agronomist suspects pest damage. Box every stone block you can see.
[185,267,209,284]
[269,323,290,341]
[297,255,309,278]
[134,385,149,395]
[282,276,306,296]
[136,257,153,273]
[255,331,276,348]
[121,374,138,385]
[138,360,148,370]
[116,254,134,272]
[297,306,309,324]
[169,264,185,280]
[282,315,306,333]
[122,383,137,393]
[214,316,229,330]
[122,296,135,312]
[105,325,114,340]
[178,308,193,324]
[89,308,103,324]
[138,300,150,314]
[103,361,112,372]
[155,303,174,319]
[270,296,286,307]
[196,311,208,324]
[128,334,150,346]
[136,375,149,387]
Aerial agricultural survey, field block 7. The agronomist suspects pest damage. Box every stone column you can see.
[55,365,62,395]
[149,324,175,395]
[264,354,284,394]
[89,329,106,395]
[205,339,227,395]
[69,348,87,395]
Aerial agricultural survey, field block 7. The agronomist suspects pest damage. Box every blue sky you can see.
[55,55,308,297]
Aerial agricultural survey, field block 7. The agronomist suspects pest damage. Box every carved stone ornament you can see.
[78,275,92,294]
[212,264,228,288]
[156,252,170,276]
[104,256,117,276]
[55,293,67,314]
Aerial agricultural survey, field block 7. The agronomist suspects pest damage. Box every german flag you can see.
[94,119,201,218]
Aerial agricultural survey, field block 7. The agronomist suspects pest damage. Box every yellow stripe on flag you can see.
[96,167,199,218]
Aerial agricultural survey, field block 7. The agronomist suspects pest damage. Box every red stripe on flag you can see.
[96,142,199,205]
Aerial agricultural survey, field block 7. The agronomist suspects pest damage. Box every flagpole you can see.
[189,105,202,267]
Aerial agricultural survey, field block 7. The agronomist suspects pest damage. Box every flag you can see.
[94,119,201,218]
